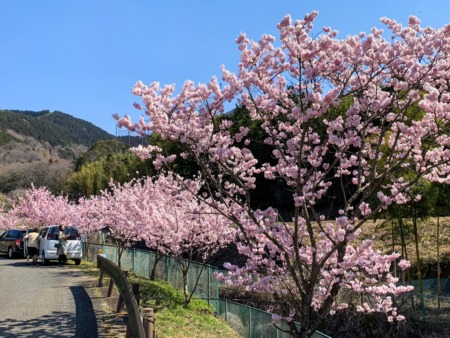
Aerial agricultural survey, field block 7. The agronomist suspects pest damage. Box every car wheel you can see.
[8,247,14,259]
[74,259,81,266]
[42,252,47,266]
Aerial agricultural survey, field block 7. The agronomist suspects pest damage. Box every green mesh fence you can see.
[82,242,102,262]
[133,249,151,277]
[86,244,220,307]
[120,248,133,270]
[397,292,450,325]
[216,300,330,338]
[103,245,118,262]
[399,278,450,297]
[397,278,450,324]
[84,243,330,338]
[85,243,450,335]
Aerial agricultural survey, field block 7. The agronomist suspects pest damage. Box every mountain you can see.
[0,109,116,195]
[0,109,113,147]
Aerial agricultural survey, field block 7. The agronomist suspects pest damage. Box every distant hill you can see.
[0,109,116,195]
[0,109,113,147]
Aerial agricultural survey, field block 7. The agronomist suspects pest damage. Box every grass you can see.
[70,260,240,338]
[359,217,450,264]
[309,216,450,265]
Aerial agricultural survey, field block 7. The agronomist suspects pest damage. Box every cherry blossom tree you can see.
[80,179,146,267]
[77,172,235,302]
[74,195,107,235]
[138,173,236,304]
[0,200,19,230]
[116,12,450,337]
[7,185,74,228]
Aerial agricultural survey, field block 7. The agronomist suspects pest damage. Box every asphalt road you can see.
[0,255,100,338]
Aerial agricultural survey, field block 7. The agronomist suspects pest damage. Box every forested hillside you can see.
[0,110,113,147]
[0,109,115,195]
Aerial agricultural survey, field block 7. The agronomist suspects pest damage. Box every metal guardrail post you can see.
[107,278,114,297]
[98,271,104,287]
[142,308,155,338]
[97,254,146,338]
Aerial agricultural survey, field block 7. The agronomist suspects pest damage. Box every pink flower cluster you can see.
[115,11,450,330]
[9,10,450,335]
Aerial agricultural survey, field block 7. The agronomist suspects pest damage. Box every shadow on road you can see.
[0,285,98,338]
[0,310,75,338]
[71,286,98,337]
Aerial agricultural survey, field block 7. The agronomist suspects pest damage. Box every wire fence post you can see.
[165,255,169,283]
[421,293,425,323]
[225,300,228,322]
[215,268,219,313]
[207,266,211,307]
[249,306,252,338]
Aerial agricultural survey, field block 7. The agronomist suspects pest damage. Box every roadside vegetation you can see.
[70,260,240,338]
[5,11,450,338]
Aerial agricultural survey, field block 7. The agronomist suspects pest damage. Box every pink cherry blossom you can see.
[6,185,74,228]
[111,11,450,336]
[398,259,411,270]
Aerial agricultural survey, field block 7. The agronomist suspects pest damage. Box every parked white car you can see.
[38,225,82,265]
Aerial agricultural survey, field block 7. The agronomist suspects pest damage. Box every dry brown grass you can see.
[358,217,450,263]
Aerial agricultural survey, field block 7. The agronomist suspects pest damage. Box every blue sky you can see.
[1,1,450,135]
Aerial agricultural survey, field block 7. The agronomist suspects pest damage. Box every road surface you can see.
[0,256,100,337]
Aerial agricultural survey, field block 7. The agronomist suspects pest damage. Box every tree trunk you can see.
[437,216,441,309]
[391,220,397,278]
[412,211,423,295]
[117,245,124,268]
[150,251,163,280]
[399,217,414,310]
[398,218,409,284]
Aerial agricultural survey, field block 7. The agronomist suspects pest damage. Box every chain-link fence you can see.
[84,243,219,302]
[396,278,450,325]
[399,278,450,297]
[83,243,331,338]
[403,293,450,325]
[216,299,330,338]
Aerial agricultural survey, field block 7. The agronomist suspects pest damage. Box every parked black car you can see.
[0,229,26,258]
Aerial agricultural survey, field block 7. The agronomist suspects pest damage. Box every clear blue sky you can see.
[1,1,450,135]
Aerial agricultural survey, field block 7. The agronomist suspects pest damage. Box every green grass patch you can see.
[71,260,239,338]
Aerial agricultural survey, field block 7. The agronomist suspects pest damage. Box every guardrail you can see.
[88,244,331,338]
[97,254,154,338]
